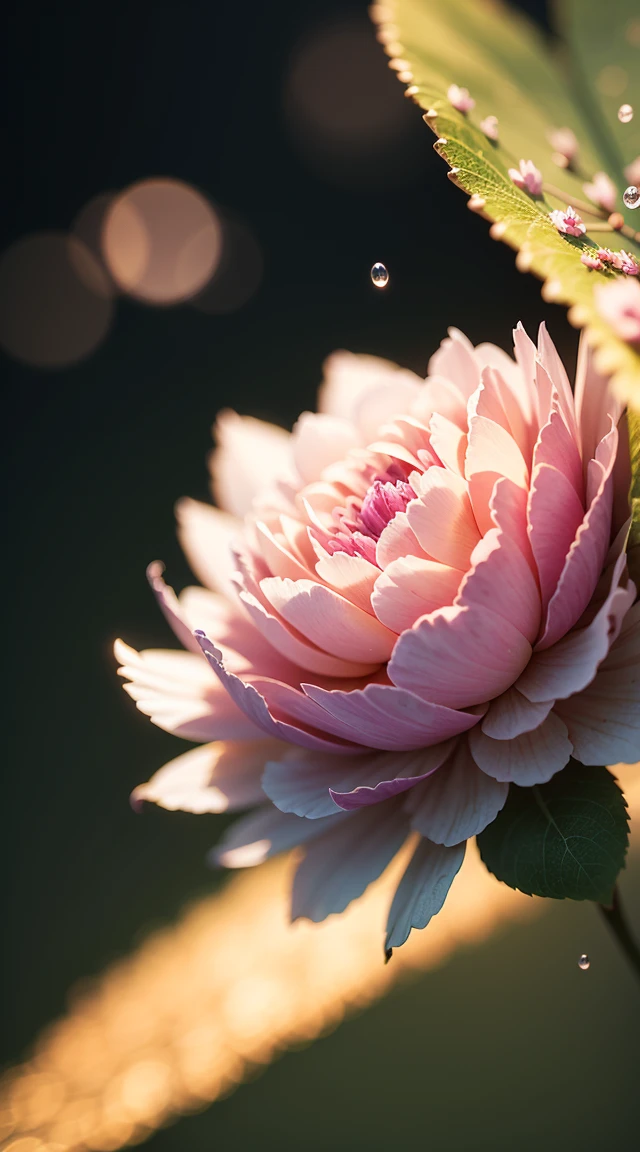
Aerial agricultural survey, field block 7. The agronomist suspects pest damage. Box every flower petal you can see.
[527,463,585,616]
[516,553,634,702]
[388,603,532,709]
[302,681,482,750]
[371,556,462,632]
[385,838,466,951]
[466,414,529,535]
[291,801,409,923]
[481,688,554,739]
[468,711,572,784]
[455,527,541,643]
[115,639,262,741]
[259,577,395,663]
[210,410,292,517]
[554,603,640,765]
[405,741,508,843]
[211,805,346,868]
[132,739,279,813]
[406,469,480,570]
[175,497,240,597]
[291,412,362,485]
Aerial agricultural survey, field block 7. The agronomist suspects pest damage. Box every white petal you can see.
[132,739,280,813]
[405,742,508,844]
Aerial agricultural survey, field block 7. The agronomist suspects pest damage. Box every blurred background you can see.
[2,0,639,1148]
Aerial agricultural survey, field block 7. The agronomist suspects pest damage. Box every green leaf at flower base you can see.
[477,761,629,903]
[370,0,640,407]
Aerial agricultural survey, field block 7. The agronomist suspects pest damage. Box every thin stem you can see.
[598,887,640,984]
[542,182,606,219]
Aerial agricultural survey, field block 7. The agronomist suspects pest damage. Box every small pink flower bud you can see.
[583,171,617,214]
[624,156,640,186]
[480,115,499,141]
[548,127,578,163]
[596,248,615,263]
[595,276,640,341]
[581,253,604,270]
[549,206,586,237]
[612,249,639,275]
[508,159,543,196]
[447,84,475,113]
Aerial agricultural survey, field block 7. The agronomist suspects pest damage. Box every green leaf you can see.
[477,761,629,903]
[370,0,640,407]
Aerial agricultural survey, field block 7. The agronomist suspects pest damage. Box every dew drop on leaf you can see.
[618,103,634,123]
[578,954,590,970]
[622,185,640,209]
[371,262,389,288]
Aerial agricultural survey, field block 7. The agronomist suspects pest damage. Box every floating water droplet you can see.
[618,103,634,123]
[578,953,590,970]
[623,185,640,209]
[371,262,389,288]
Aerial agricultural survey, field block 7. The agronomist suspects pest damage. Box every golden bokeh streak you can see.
[2,765,638,1152]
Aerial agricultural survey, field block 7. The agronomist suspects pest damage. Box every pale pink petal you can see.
[410,376,468,430]
[385,838,466,951]
[371,556,462,632]
[469,711,572,784]
[574,335,623,468]
[176,497,240,597]
[537,323,579,438]
[210,410,291,517]
[255,520,313,582]
[195,631,359,751]
[131,739,280,813]
[427,327,480,399]
[237,580,380,677]
[471,367,534,463]
[329,743,454,809]
[147,561,201,653]
[527,464,585,616]
[406,469,481,571]
[291,412,362,485]
[405,741,509,843]
[376,511,430,568]
[511,322,538,429]
[352,378,422,442]
[259,577,395,663]
[211,806,346,868]
[537,425,618,649]
[466,414,529,535]
[517,553,635,701]
[532,404,583,499]
[301,681,481,750]
[388,603,532,709]
[291,802,409,922]
[481,688,554,739]
[313,549,379,613]
[455,527,541,643]
[428,413,467,474]
[318,350,421,424]
[554,604,640,764]
[114,639,263,741]
[489,476,536,574]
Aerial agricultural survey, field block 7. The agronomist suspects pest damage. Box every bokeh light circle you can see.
[101,178,222,305]
[0,232,114,368]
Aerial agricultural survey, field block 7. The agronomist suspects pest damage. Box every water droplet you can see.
[618,103,634,123]
[371,262,389,288]
[578,953,590,970]
[623,185,640,209]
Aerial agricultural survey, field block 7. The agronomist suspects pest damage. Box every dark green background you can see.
[3,0,639,1148]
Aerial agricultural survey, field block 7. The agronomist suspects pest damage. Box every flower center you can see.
[324,471,416,566]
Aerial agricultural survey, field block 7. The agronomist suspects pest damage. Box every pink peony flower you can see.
[508,160,543,196]
[596,248,616,264]
[549,206,586,236]
[583,171,617,214]
[596,277,640,342]
[118,325,639,951]
[447,84,475,113]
